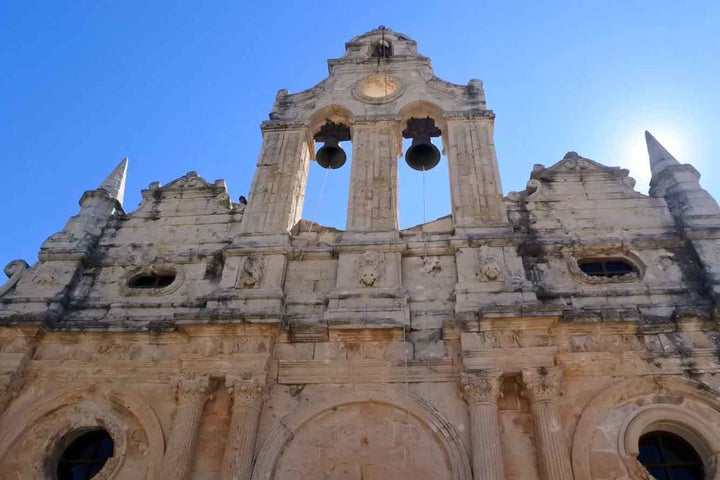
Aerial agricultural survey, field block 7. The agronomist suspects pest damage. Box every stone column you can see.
[221,375,266,480]
[521,367,573,480]
[346,119,399,232]
[160,374,215,480]
[444,114,504,227]
[460,369,505,480]
[240,124,311,235]
[0,372,23,416]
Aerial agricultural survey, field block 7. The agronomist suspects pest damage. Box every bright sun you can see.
[619,127,690,194]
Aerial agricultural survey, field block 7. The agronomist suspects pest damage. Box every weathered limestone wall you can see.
[1,27,720,480]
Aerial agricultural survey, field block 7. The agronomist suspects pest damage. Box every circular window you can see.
[638,431,704,480]
[57,429,114,480]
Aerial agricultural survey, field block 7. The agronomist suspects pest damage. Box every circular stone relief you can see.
[353,75,404,103]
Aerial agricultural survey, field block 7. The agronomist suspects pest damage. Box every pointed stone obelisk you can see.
[98,157,128,206]
[645,131,680,177]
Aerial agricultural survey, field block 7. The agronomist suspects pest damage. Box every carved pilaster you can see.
[160,374,215,480]
[346,120,399,231]
[521,367,573,480]
[444,116,503,228]
[222,374,267,480]
[460,369,505,480]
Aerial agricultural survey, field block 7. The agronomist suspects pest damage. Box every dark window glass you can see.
[579,259,635,278]
[638,431,704,480]
[57,429,114,480]
[128,273,175,289]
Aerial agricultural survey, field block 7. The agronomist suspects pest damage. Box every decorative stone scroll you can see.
[0,260,28,298]
[460,369,505,480]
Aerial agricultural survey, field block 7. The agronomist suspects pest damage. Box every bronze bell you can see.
[314,121,352,170]
[316,137,346,169]
[405,136,441,171]
[403,117,442,171]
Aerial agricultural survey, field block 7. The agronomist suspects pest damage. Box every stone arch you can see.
[308,103,354,154]
[0,382,165,478]
[571,375,720,480]
[398,100,447,152]
[252,385,472,480]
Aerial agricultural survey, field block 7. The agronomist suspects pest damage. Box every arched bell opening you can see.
[301,124,352,230]
[398,133,451,230]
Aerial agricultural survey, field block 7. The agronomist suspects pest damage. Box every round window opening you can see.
[57,429,115,480]
[638,431,704,480]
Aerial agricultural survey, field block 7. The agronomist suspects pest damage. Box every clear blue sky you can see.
[1,1,719,269]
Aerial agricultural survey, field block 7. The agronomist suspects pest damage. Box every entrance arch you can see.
[252,385,472,480]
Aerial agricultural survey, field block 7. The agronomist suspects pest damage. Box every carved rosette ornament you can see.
[460,369,503,404]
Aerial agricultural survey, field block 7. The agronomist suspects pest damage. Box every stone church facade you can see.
[1,27,720,480]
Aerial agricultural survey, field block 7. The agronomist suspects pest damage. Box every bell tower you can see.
[241,26,504,238]
[236,27,528,327]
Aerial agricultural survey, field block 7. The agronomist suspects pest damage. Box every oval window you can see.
[578,258,635,278]
[128,272,176,289]
[57,429,114,480]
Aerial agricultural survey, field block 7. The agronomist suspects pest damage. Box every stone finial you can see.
[460,369,503,404]
[98,157,128,206]
[521,366,564,403]
[645,131,680,177]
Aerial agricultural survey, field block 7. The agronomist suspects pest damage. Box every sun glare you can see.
[619,127,690,194]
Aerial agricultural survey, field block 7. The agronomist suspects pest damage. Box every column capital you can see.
[521,366,564,403]
[226,374,266,408]
[460,368,503,404]
[174,373,215,406]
